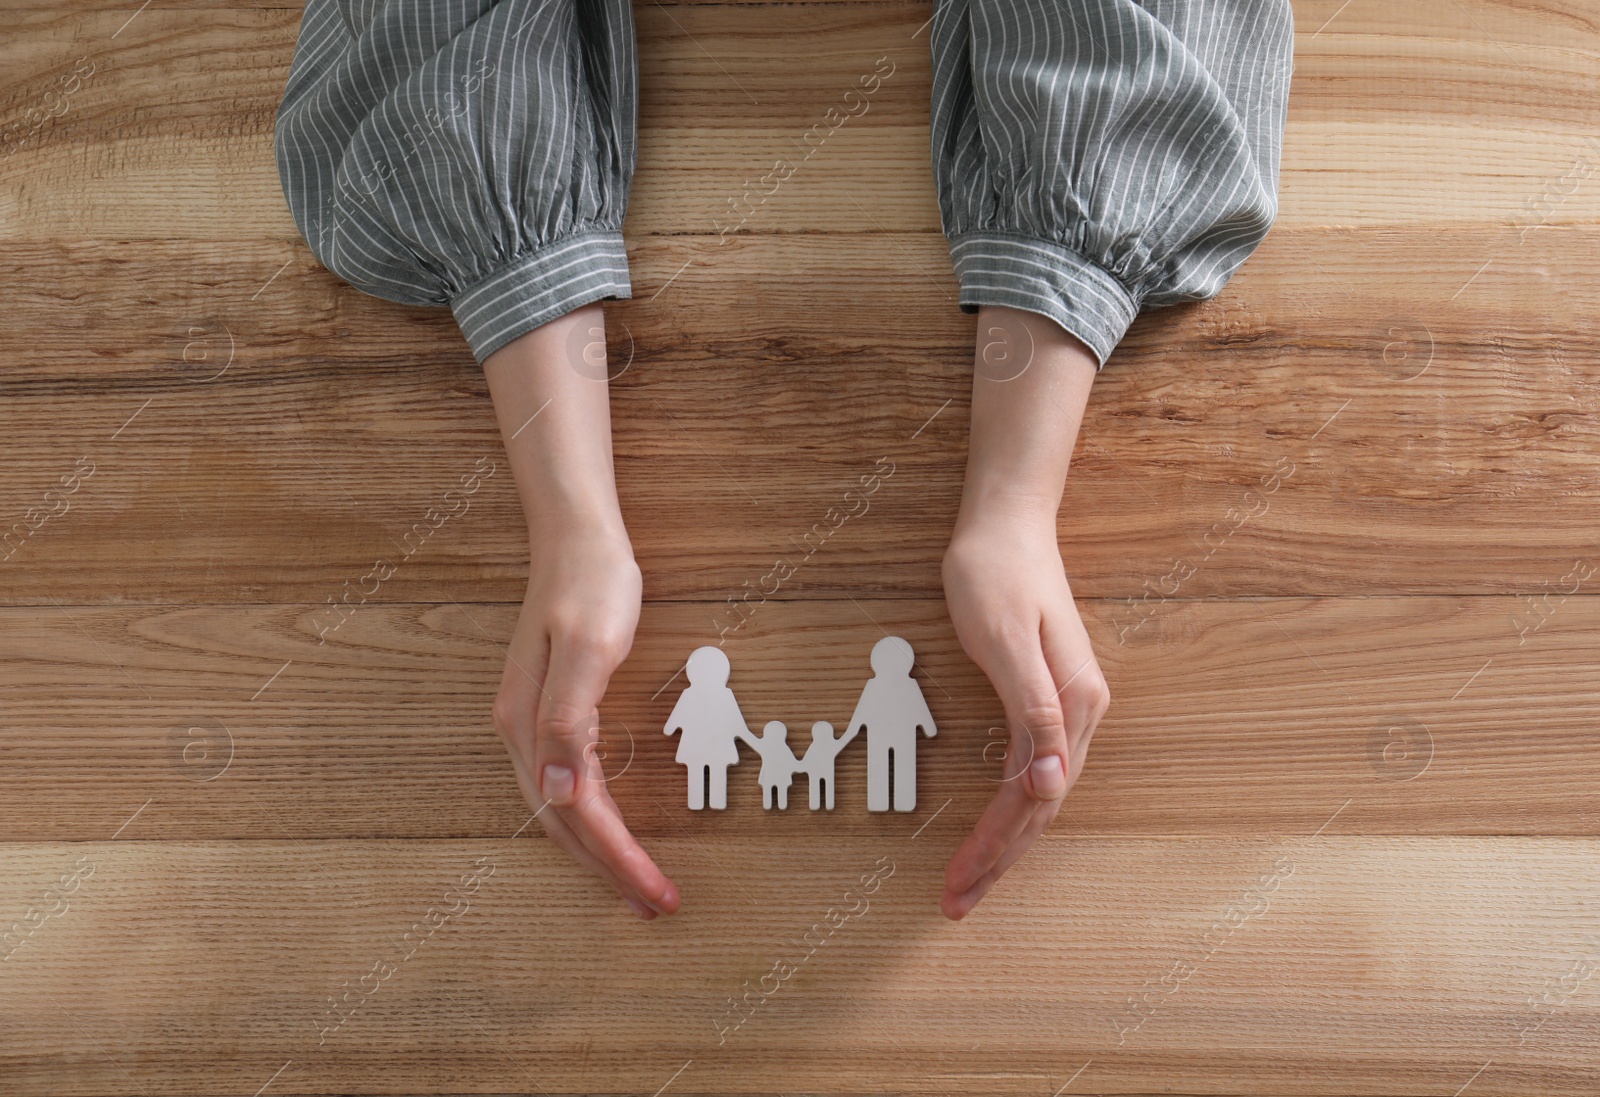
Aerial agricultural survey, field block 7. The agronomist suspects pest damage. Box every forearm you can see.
[953,306,1098,535]
[480,304,667,917]
[481,304,628,544]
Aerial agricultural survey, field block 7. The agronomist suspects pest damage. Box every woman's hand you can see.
[482,304,679,920]
[492,524,680,919]
[938,304,1110,920]
[940,512,1109,920]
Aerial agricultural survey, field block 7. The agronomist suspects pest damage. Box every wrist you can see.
[527,499,631,550]
[953,477,1061,538]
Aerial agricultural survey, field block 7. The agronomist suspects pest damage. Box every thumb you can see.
[980,635,1071,801]
[534,634,623,807]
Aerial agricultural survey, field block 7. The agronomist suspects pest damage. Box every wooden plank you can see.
[1,836,1596,1094]
[4,4,1598,240]
[3,227,1600,603]
[0,595,1595,841]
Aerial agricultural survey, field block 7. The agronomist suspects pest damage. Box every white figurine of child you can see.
[797,720,857,810]
[751,720,800,810]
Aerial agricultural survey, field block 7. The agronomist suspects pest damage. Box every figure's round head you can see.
[763,720,788,740]
[870,636,914,676]
[810,720,833,741]
[685,646,730,687]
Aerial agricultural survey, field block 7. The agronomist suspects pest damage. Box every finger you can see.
[569,776,683,914]
[536,634,678,910]
[541,803,673,919]
[943,629,1071,894]
[941,796,1061,920]
[975,627,1073,802]
[1039,609,1110,795]
[492,633,550,779]
[495,655,667,918]
[501,720,663,918]
[943,614,1104,919]
[542,810,660,919]
[944,776,1040,895]
[532,630,619,804]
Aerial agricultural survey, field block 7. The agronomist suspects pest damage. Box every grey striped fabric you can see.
[275,0,637,363]
[274,0,1293,368]
[931,0,1295,366]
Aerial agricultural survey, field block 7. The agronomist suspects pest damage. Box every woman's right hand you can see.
[491,522,681,919]
[482,305,679,920]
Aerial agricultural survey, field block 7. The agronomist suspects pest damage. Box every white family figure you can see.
[799,721,856,810]
[663,646,759,810]
[753,721,797,810]
[663,637,934,812]
[847,636,938,812]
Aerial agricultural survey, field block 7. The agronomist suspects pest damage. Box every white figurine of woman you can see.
[663,647,759,810]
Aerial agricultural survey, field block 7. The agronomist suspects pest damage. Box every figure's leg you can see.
[867,742,889,812]
[825,772,835,810]
[688,764,706,810]
[710,764,729,810]
[893,740,916,811]
[778,782,788,810]
[809,776,821,811]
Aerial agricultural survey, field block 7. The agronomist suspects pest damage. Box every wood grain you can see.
[4,227,1600,603]
[1,837,1597,1095]
[0,595,1594,841]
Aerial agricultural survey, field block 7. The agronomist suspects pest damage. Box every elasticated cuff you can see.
[949,231,1143,370]
[450,229,632,363]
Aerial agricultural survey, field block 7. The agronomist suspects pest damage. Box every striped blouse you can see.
[275,0,1294,368]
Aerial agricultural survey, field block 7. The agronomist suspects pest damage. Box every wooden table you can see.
[3,0,1599,1092]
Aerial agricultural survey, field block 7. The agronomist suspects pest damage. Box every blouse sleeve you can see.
[274,0,637,364]
[929,0,1295,368]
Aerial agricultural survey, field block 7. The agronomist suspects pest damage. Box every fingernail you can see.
[1030,754,1067,799]
[624,898,648,917]
[541,764,575,803]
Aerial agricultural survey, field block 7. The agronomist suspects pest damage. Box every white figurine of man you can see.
[663,647,759,810]
[845,636,937,811]
[798,720,857,810]
[751,721,800,810]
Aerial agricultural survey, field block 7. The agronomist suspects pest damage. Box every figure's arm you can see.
[915,688,937,739]
[928,0,1293,921]
[840,691,871,748]
[662,695,685,738]
[729,698,761,753]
